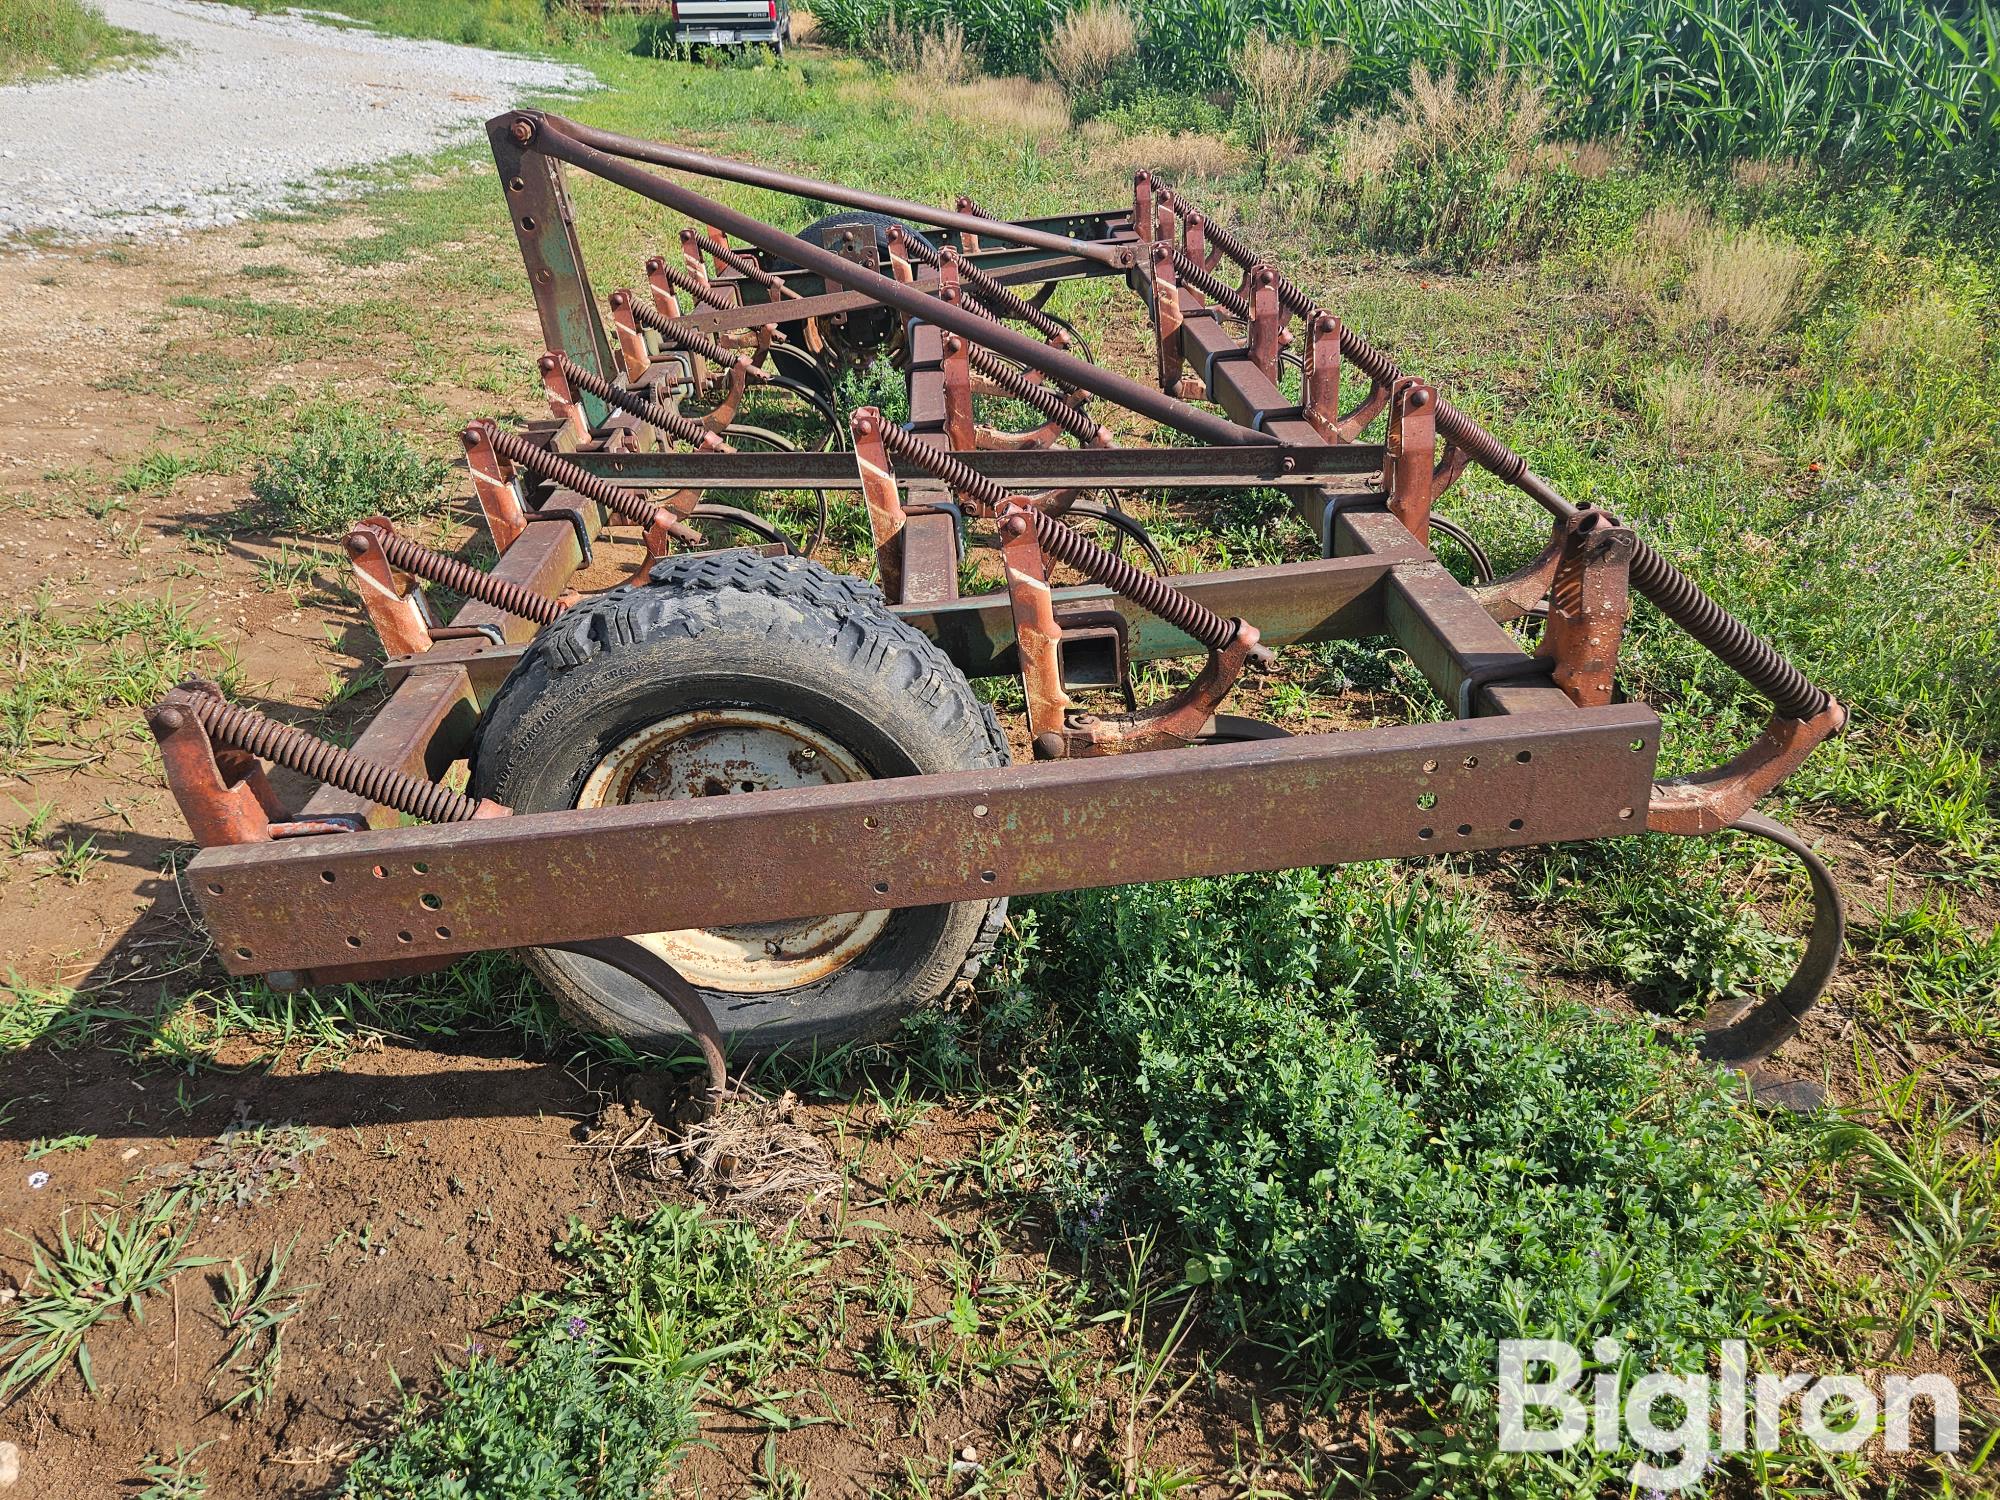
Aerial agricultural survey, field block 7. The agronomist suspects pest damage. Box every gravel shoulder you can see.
[0,0,592,243]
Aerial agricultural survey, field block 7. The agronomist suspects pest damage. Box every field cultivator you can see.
[150,111,1847,1106]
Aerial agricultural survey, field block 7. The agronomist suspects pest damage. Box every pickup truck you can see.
[670,0,793,53]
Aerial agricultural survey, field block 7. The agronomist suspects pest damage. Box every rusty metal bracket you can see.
[1383,378,1436,545]
[1649,698,1847,836]
[1535,508,1634,708]
[850,407,910,597]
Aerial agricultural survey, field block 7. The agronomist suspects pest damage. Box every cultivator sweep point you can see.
[152,111,1848,1102]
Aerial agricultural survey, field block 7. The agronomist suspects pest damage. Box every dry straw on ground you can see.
[1091,127,1246,181]
[1334,61,1551,185]
[1042,0,1137,97]
[581,1087,837,1214]
[899,72,1071,142]
[1233,30,1348,165]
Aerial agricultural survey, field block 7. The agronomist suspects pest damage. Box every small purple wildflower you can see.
[568,1315,589,1338]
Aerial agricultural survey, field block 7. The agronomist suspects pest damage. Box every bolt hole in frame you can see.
[149,110,1847,1107]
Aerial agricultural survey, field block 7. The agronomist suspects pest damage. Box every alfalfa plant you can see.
[247,399,447,535]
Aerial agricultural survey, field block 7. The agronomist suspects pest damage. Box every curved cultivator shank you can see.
[149,111,1846,1105]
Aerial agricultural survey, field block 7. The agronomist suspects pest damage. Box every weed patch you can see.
[339,1328,696,1500]
[999,866,1781,1455]
[344,1203,806,1497]
[246,400,448,535]
[0,595,225,773]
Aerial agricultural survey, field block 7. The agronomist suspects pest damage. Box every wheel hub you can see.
[576,709,889,993]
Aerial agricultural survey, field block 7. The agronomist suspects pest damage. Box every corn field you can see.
[812,0,2000,183]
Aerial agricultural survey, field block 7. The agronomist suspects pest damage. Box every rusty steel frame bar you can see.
[192,706,1660,976]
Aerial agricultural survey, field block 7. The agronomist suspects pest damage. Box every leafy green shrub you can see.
[1003,866,1777,1401]
[247,402,447,535]
[340,1329,693,1500]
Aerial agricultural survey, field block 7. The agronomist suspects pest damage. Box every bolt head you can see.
[149,705,186,736]
[509,118,535,145]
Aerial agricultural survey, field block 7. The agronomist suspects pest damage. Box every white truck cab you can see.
[670,0,793,54]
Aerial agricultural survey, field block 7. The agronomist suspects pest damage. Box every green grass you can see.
[0,594,227,774]
[0,1192,218,1399]
[0,0,159,84]
[210,1242,315,1413]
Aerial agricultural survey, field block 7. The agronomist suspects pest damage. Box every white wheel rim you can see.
[576,709,890,993]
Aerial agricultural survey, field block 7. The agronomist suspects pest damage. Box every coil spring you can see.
[1153,189,1293,305]
[873,421,1009,510]
[1629,542,1828,720]
[877,423,1234,650]
[961,343,1101,444]
[621,293,759,377]
[1031,508,1234,652]
[644,255,730,311]
[357,524,564,626]
[184,693,483,824]
[1163,246,1252,320]
[697,233,781,292]
[549,354,719,451]
[483,424,658,531]
[945,250,1071,346]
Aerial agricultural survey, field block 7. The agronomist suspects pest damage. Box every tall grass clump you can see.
[1,0,153,83]
[1334,63,1618,269]
[1232,30,1348,169]
[1042,0,1138,103]
[998,866,1781,1475]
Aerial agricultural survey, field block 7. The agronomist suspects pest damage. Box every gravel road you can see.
[0,0,592,242]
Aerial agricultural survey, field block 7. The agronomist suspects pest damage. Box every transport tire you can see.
[469,552,1010,1052]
